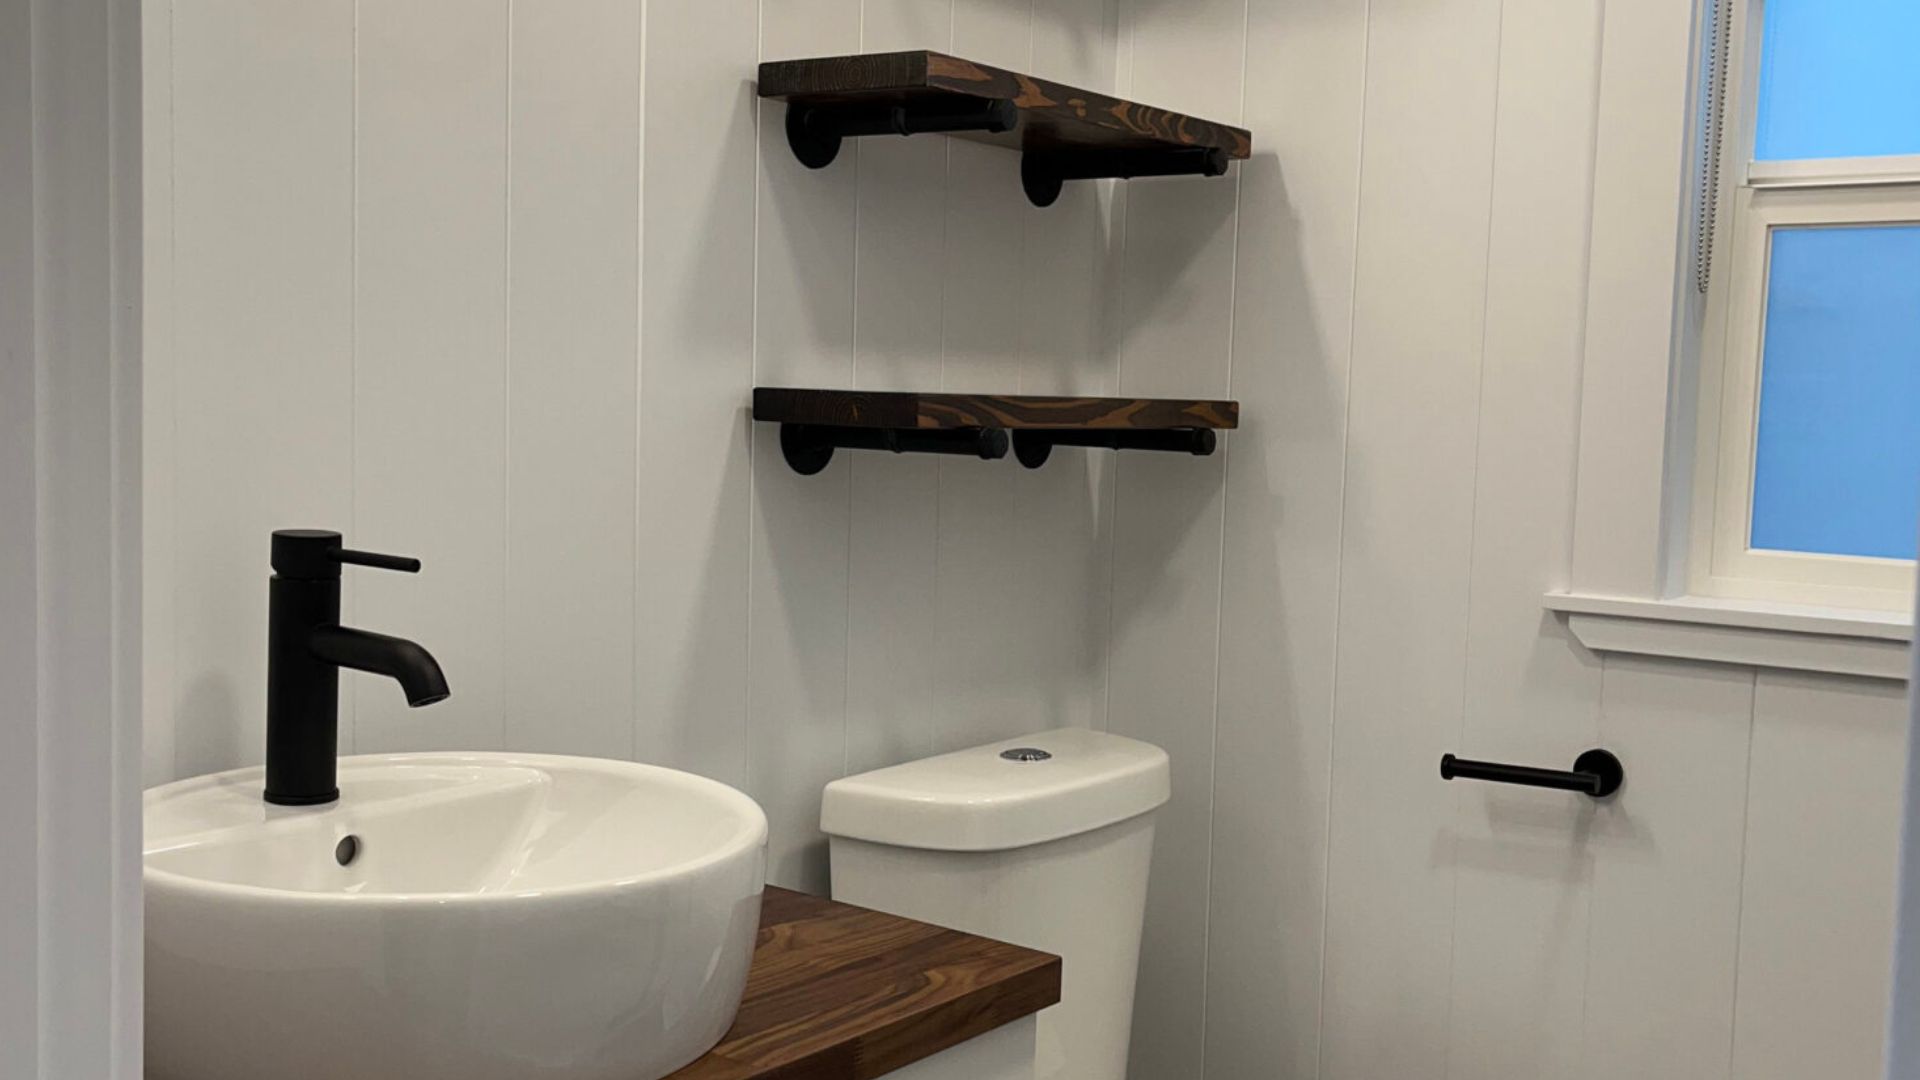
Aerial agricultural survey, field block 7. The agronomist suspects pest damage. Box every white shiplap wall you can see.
[142,1,1909,1078]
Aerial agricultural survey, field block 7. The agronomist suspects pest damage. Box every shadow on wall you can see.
[1097,165,1240,648]
[747,434,850,895]
[1120,147,1348,1077]
[175,674,245,780]
[742,440,1116,895]
[633,71,760,785]
[740,127,1132,892]
[750,0,1167,79]
[1107,174,1240,354]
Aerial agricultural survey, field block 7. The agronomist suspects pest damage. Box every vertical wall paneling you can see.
[842,444,941,778]
[1317,0,1504,1075]
[1115,0,1245,122]
[929,1,1036,755]
[25,0,148,1064]
[1106,0,1246,1073]
[1026,0,1119,401]
[1731,672,1905,1080]
[1106,445,1229,1080]
[950,0,1032,69]
[505,0,641,759]
[1013,0,1120,743]
[109,1,145,1046]
[354,0,510,755]
[1567,0,1702,596]
[634,0,757,783]
[929,251,1036,753]
[169,0,357,776]
[749,0,861,892]
[1887,603,1920,1078]
[1033,0,1119,92]
[1582,657,1754,1080]
[1202,0,1366,1072]
[0,0,37,1053]
[141,1,177,786]
[842,2,954,780]
[1440,0,1607,1075]
[144,5,1916,1077]
[860,0,952,53]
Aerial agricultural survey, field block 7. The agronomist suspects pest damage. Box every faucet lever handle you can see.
[329,547,422,573]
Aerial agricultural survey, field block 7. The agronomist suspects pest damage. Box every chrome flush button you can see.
[1000,747,1053,763]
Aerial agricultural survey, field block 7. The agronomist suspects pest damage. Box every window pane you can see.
[1751,225,1920,560]
[1756,0,1920,161]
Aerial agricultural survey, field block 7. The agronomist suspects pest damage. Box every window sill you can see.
[1542,592,1912,682]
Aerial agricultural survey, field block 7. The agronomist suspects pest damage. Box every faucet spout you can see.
[309,626,450,707]
[264,529,451,806]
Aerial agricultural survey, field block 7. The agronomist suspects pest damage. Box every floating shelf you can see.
[757,50,1253,207]
[753,388,1239,473]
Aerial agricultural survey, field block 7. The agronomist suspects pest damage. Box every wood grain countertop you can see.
[667,887,1062,1080]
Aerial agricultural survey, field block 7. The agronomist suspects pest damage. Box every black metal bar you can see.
[786,98,1019,169]
[1023,146,1231,207]
[1439,748,1624,799]
[329,547,421,573]
[1051,145,1231,181]
[779,423,1009,475]
[1012,428,1216,469]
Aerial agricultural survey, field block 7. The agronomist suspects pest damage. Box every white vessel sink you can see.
[144,752,768,1080]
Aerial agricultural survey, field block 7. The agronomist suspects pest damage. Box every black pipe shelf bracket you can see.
[1439,748,1625,800]
[1011,427,1218,469]
[785,97,1021,170]
[1021,147,1232,208]
[754,389,1239,475]
[778,423,1009,476]
[785,98,1224,207]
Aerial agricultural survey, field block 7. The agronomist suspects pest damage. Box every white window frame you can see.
[1548,0,1914,680]
[1689,0,1920,614]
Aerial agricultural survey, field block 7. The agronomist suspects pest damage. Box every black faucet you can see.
[264,529,450,806]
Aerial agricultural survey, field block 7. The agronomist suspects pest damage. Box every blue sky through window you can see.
[1750,225,1920,560]
[1756,0,1920,161]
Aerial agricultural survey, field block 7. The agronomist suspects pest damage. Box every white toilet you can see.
[821,727,1171,1080]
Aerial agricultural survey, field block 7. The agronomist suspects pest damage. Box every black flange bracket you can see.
[785,98,1020,170]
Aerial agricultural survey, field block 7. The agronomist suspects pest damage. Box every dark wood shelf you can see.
[758,51,1251,206]
[759,50,1251,161]
[669,887,1060,1080]
[754,388,1237,473]
[753,388,1239,431]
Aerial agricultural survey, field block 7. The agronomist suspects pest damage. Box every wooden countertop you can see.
[669,887,1062,1080]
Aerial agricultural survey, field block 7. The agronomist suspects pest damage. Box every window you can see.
[1752,0,1920,161]
[1694,0,1920,612]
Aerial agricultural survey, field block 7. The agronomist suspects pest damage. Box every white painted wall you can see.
[1,0,38,1058]
[0,0,38,1061]
[143,2,1911,1078]
[143,0,1123,893]
[1889,581,1920,1078]
[5,0,146,1073]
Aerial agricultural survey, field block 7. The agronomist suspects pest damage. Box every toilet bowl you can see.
[821,728,1170,1080]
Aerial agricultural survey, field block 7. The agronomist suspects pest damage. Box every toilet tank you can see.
[821,728,1171,1080]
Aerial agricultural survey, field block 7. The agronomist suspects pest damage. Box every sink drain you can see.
[335,835,360,867]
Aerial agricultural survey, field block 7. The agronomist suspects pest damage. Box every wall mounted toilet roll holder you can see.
[1439,749,1624,799]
